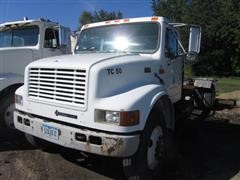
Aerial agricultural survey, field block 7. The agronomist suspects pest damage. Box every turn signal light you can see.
[120,111,139,126]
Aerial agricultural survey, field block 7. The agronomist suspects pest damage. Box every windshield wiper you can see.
[101,49,139,54]
[82,46,96,51]
[75,46,97,54]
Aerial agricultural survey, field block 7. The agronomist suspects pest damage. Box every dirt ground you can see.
[0,91,240,180]
[218,91,240,105]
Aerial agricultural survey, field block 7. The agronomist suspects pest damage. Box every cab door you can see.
[164,27,184,102]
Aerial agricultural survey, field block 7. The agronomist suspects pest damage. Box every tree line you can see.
[78,0,240,76]
[152,0,240,76]
[79,10,122,29]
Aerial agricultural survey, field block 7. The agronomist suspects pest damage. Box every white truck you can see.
[14,17,215,179]
[0,18,72,128]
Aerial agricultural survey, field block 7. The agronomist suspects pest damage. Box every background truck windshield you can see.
[0,26,39,48]
[75,22,159,54]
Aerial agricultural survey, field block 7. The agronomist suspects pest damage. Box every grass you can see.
[184,65,240,95]
[215,77,240,95]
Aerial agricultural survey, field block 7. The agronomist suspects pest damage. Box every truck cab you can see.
[0,18,71,128]
[14,17,203,179]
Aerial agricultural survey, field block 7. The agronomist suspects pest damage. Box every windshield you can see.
[75,22,159,54]
[0,26,39,48]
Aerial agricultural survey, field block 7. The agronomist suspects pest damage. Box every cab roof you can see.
[0,18,58,28]
[81,16,166,30]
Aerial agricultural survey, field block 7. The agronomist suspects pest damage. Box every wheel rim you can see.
[147,126,163,170]
[4,103,15,128]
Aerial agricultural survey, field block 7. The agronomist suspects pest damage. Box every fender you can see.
[0,73,23,93]
[94,84,169,131]
[149,95,175,130]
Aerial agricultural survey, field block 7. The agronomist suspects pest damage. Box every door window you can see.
[165,28,178,59]
[44,28,59,48]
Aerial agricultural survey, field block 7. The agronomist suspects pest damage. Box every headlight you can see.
[15,95,23,105]
[105,111,120,124]
[95,109,139,126]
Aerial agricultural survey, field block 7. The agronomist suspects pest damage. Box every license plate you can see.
[42,124,60,140]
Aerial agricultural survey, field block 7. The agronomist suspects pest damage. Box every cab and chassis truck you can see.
[14,17,215,179]
[0,18,71,128]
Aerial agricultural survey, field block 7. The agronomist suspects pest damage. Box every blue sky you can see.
[0,0,153,31]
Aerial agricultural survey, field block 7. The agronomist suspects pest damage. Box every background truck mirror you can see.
[188,26,201,54]
[59,26,70,48]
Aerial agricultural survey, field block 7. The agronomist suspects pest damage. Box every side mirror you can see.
[188,26,201,54]
[186,51,198,64]
[59,26,70,48]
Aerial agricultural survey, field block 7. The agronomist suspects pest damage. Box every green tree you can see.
[94,10,123,22]
[151,0,240,76]
[78,10,123,29]
[152,0,188,22]
[79,11,94,28]
[187,0,240,76]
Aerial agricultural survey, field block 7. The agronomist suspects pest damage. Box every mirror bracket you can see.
[186,51,198,64]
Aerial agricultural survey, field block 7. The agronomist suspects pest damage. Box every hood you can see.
[28,53,143,69]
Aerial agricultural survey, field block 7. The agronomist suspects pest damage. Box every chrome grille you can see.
[28,68,87,108]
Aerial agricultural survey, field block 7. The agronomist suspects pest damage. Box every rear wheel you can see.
[203,85,216,109]
[194,85,216,116]
[122,114,175,179]
[0,91,15,128]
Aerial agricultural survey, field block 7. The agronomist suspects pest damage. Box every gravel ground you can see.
[0,92,239,180]
[0,129,122,180]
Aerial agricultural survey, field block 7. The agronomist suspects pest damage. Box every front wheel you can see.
[122,114,175,179]
[0,91,15,128]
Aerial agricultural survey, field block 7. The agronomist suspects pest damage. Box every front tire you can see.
[0,91,15,128]
[122,114,175,179]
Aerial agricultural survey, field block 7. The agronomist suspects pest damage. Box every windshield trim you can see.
[75,21,161,55]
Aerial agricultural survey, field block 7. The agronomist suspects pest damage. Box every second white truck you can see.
[0,18,72,128]
[14,17,215,179]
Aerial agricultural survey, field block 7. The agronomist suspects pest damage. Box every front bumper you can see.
[14,111,140,157]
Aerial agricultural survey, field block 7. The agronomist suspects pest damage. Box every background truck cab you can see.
[0,18,72,128]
